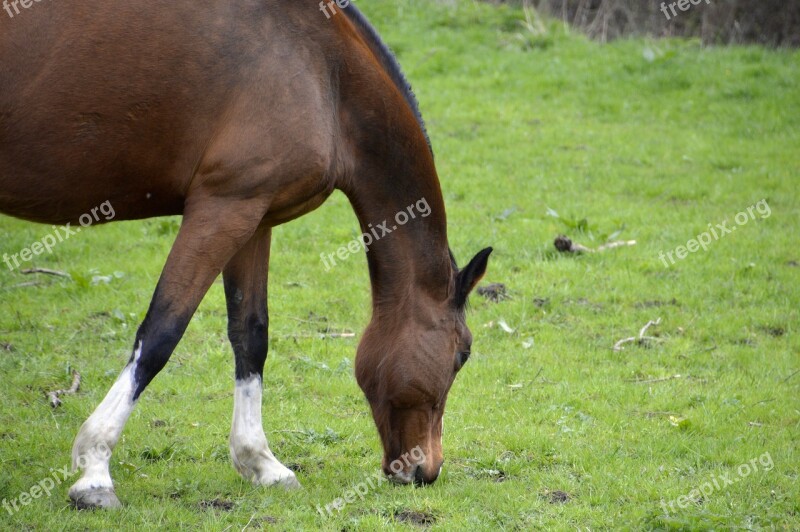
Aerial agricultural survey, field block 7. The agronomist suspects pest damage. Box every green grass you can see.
[1,0,798,529]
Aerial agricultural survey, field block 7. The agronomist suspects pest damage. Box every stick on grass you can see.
[21,268,71,278]
[613,318,662,351]
[47,370,81,408]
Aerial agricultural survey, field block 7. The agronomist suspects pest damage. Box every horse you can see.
[0,0,491,509]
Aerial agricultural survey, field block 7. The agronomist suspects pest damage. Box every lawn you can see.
[1,0,798,529]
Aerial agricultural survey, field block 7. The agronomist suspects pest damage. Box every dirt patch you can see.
[199,498,234,511]
[533,297,550,308]
[395,510,436,526]
[542,489,571,504]
[635,299,679,309]
[759,325,785,337]
[1,342,13,352]
[477,283,509,302]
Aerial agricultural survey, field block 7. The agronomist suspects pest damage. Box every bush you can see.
[484,0,800,46]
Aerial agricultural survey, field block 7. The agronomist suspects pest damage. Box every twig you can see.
[9,282,42,289]
[46,370,81,408]
[326,332,355,338]
[21,268,70,278]
[241,513,257,532]
[597,240,638,252]
[782,369,800,383]
[638,318,660,339]
[554,235,636,254]
[626,374,683,384]
[613,318,662,351]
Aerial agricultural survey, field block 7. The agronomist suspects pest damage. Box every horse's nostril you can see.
[413,465,426,486]
[413,463,442,486]
[414,460,444,486]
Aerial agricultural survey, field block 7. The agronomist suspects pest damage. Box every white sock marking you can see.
[230,375,298,487]
[69,343,141,495]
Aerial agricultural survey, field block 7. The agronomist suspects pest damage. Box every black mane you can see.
[342,4,432,154]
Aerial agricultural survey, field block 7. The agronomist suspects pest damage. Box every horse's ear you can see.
[455,247,493,308]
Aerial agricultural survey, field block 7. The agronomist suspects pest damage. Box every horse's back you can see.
[0,1,341,224]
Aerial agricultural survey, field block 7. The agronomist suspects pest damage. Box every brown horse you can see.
[0,1,491,508]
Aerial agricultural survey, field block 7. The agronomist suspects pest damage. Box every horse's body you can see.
[0,0,490,508]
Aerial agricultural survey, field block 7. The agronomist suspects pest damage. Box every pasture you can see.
[1,0,798,529]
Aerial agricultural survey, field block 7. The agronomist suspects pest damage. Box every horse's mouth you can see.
[385,462,442,486]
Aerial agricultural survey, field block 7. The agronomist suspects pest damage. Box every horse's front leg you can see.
[223,225,299,488]
[68,196,269,509]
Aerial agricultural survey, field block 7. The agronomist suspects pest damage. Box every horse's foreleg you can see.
[223,225,299,488]
[68,197,268,509]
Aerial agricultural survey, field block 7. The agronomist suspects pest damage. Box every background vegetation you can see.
[488,0,800,46]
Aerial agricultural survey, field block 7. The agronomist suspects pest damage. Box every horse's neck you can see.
[333,14,453,307]
[338,138,452,308]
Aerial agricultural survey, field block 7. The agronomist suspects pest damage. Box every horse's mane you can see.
[342,4,432,154]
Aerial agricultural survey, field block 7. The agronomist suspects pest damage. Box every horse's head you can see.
[355,247,492,485]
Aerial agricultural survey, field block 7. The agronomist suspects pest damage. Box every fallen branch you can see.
[46,370,81,408]
[613,318,663,351]
[626,374,683,384]
[554,235,592,253]
[325,332,355,339]
[21,268,70,278]
[554,235,637,254]
[8,281,42,289]
[597,240,638,252]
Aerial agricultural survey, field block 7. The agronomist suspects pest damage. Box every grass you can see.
[1,0,798,529]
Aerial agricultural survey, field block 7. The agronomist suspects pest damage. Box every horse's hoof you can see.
[69,488,122,510]
[278,474,302,490]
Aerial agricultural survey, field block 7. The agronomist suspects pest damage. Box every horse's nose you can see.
[413,461,442,486]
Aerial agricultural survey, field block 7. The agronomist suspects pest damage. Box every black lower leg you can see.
[223,226,271,381]
[130,280,194,400]
[225,285,268,380]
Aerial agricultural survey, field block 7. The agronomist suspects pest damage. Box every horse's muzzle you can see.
[385,460,443,486]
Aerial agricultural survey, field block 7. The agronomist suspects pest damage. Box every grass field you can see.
[1,0,798,529]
